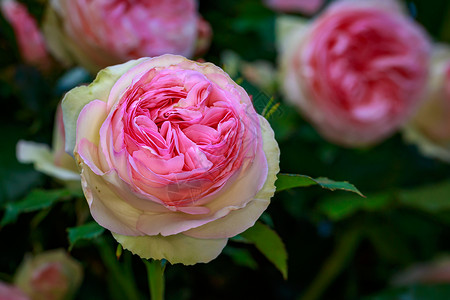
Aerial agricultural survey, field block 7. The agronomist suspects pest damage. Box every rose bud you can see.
[14,250,83,300]
[278,0,431,147]
[17,103,80,189]
[403,45,450,162]
[62,55,280,265]
[1,0,51,70]
[42,0,211,72]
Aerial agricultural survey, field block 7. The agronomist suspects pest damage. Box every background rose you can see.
[279,0,430,147]
[193,17,212,57]
[17,103,80,189]
[43,0,211,72]
[0,282,29,300]
[14,250,83,300]
[62,54,279,265]
[403,45,450,162]
[265,0,324,15]
[1,0,51,70]
[391,257,450,286]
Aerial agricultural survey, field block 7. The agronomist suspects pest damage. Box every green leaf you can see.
[317,180,450,221]
[398,180,450,213]
[240,221,288,279]
[276,173,364,197]
[223,247,258,270]
[67,221,105,250]
[318,193,391,221]
[365,284,450,300]
[0,188,71,226]
[364,224,414,264]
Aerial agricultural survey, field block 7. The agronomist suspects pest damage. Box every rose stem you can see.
[144,259,166,300]
[298,229,362,300]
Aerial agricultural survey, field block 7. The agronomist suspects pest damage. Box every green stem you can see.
[96,238,141,300]
[144,259,166,300]
[298,229,362,300]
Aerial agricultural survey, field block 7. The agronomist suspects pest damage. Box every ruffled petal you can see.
[184,116,280,238]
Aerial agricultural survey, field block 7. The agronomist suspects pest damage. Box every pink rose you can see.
[403,45,450,162]
[14,250,83,300]
[279,0,431,147]
[17,104,80,189]
[62,55,279,265]
[1,0,51,70]
[392,258,450,286]
[0,282,29,300]
[43,0,210,72]
[265,0,324,15]
[194,17,212,57]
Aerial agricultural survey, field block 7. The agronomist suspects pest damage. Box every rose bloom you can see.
[265,0,324,15]
[14,250,83,300]
[193,17,212,58]
[1,0,51,70]
[17,104,80,189]
[43,0,211,72]
[0,282,29,300]
[279,0,430,147]
[392,258,450,286]
[403,45,450,162]
[62,55,280,264]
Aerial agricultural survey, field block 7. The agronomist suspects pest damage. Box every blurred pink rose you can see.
[62,55,280,265]
[43,0,211,72]
[0,282,29,300]
[279,0,430,147]
[194,17,212,57]
[14,250,83,300]
[404,45,450,162]
[265,0,324,15]
[0,0,51,70]
[392,258,450,286]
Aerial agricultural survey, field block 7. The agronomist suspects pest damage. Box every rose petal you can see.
[112,232,228,265]
[79,159,143,236]
[133,116,270,237]
[62,58,145,154]
[185,116,280,238]
[16,140,80,181]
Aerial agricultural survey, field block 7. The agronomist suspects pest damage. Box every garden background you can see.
[2,0,450,299]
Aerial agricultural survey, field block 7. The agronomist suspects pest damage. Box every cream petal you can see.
[16,140,80,181]
[62,58,144,155]
[112,232,228,265]
[276,15,309,55]
[136,211,214,237]
[76,99,107,147]
[42,3,73,68]
[184,116,280,239]
[78,160,143,236]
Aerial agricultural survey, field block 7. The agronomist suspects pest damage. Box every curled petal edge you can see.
[62,58,145,155]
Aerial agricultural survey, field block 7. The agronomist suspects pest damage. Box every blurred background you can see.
[1,0,450,299]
